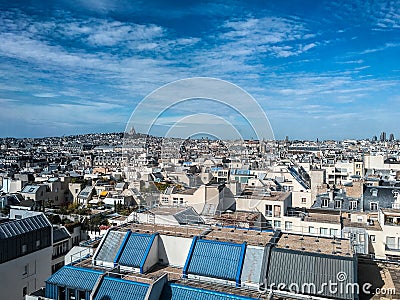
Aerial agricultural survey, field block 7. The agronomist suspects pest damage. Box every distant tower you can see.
[380,131,386,142]
[389,133,395,141]
[372,135,377,142]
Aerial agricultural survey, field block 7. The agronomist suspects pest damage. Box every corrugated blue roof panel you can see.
[161,283,256,300]
[117,233,153,268]
[46,266,103,292]
[187,239,245,281]
[94,277,149,300]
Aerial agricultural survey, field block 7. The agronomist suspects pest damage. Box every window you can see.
[265,219,272,228]
[78,290,86,300]
[23,287,27,297]
[301,197,307,204]
[23,264,28,275]
[36,240,41,247]
[371,189,378,197]
[357,216,363,223]
[349,201,357,210]
[15,214,22,219]
[22,244,27,253]
[274,220,281,229]
[335,200,341,209]
[330,229,338,237]
[322,198,329,207]
[68,289,76,300]
[179,198,184,204]
[172,197,178,205]
[161,197,169,204]
[285,221,292,231]
[386,236,397,249]
[370,235,376,243]
[320,228,328,236]
[370,202,378,211]
[309,226,315,234]
[265,205,273,217]
[274,205,281,217]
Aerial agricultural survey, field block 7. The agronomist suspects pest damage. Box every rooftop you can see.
[276,233,353,257]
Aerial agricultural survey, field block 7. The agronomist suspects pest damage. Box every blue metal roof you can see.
[186,239,246,282]
[0,214,50,239]
[161,283,256,300]
[116,232,154,268]
[94,277,149,300]
[46,266,103,291]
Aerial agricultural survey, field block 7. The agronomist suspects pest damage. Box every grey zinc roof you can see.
[241,246,265,285]
[78,186,94,199]
[95,230,127,263]
[174,207,204,224]
[363,185,400,211]
[266,248,356,300]
[0,214,51,239]
[53,226,71,243]
[21,185,41,194]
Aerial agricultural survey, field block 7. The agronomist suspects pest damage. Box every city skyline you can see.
[1,0,400,139]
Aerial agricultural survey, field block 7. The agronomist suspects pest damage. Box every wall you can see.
[158,235,193,267]
[0,246,52,300]
[142,235,159,273]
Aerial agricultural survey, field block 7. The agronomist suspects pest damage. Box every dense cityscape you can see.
[1,132,400,299]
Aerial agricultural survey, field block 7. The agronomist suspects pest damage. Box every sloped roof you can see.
[94,230,127,264]
[266,247,356,300]
[53,226,71,243]
[117,232,154,268]
[174,207,204,224]
[160,283,255,300]
[21,185,41,194]
[240,246,265,285]
[186,238,246,282]
[0,214,51,239]
[46,266,103,292]
[94,277,149,300]
[78,186,94,199]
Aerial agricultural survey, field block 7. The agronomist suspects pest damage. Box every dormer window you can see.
[370,202,378,211]
[322,198,329,207]
[349,201,357,210]
[335,199,342,209]
[393,190,399,198]
[371,189,378,197]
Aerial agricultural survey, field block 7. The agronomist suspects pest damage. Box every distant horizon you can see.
[1,1,400,139]
[0,129,396,142]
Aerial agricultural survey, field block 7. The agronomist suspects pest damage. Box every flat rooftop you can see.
[147,206,191,216]
[73,257,182,284]
[276,233,353,257]
[119,222,207,238]
[203,226,275,246]
[240,190,291,202]
[303,212,341,224]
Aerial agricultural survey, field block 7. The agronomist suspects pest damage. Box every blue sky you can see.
[0,0,399,140]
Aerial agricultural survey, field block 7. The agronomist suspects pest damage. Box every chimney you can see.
[329,189,334,202]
